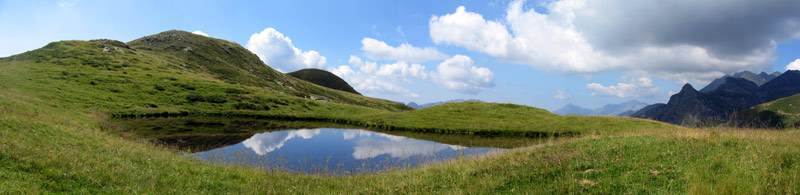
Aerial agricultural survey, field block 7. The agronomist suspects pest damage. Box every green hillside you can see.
[288,68,361,95]
[1,30,410,114]
[357,102,673,136]
[739,94,800,128]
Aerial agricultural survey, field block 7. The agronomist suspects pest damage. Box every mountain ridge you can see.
[553,100,648,116]
[699,70,780,93]
[633,70,800,126]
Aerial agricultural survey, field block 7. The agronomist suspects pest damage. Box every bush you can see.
[233,102,268,110]
[185,94,204,102]
[154,85,165,91]
[185,94,227,104]
[203,95,227,103]
[173,83,195,90]
[224,88,248,94]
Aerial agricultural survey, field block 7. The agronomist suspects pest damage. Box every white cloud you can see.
[786,59,800,71]
[375,61,428,79]
[432,55,495,95]
[246,28,326,72]
[430,0,800,84]
[361,38,449,63]
[191,30,209,37]
[330,60,420,98]
[586,77,664,98]
[430,6,513,59]
[554,90,570,100]
[332,54,494,97]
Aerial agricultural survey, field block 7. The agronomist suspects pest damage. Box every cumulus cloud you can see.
[586,77,664,98]
[430,0,800,83]
[330,58,420,98]
[375,61,428,79]
[246,28,326,72]
[361,38,449,63]
[432,55,495,95]
[786,59,800,71]
[331,54,495,96]
[191,30,209,37]
[554,90,570,100]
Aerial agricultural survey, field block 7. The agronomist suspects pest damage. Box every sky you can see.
[1,0,799,111]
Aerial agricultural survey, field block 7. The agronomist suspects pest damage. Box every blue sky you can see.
[1,0,799,111]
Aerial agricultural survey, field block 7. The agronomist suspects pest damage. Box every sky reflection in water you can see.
[193,128,502,174]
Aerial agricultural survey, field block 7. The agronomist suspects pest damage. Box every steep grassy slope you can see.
[739,94,800,128]
[288,68,361,95]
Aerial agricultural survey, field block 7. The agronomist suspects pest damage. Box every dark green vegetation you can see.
[633,70,800,127]
[738,94,800,128]
[1,30,799,193]
[288,68,361,95]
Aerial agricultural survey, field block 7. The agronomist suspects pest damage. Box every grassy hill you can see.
[738,94,800,128]
[1,30,410,114]
[1,30,798,193]
[288,68,361,95]
[357,102,672,136]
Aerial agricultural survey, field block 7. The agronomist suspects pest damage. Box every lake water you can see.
[110,117,536,175]
[194,128,503,174]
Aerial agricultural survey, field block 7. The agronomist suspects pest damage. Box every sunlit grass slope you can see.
[1,30,798,193]
[357,102,676,136]
[740,94,800,128]
[3,95,799,193]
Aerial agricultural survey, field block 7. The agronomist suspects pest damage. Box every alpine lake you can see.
[110,116,549,175]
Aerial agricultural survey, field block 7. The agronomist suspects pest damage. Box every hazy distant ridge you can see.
[553,100,649,116]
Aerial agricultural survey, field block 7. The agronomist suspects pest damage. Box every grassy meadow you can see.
[1,31,799,193]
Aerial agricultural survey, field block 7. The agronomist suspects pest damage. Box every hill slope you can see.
[1,30,411,113]
[738,94,800,128]
[287,68,361,95]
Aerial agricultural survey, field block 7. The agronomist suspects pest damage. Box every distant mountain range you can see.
[553,100,649,116]
[699,71,780,93]
[407,99,484,109]
[632,70,800,126]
